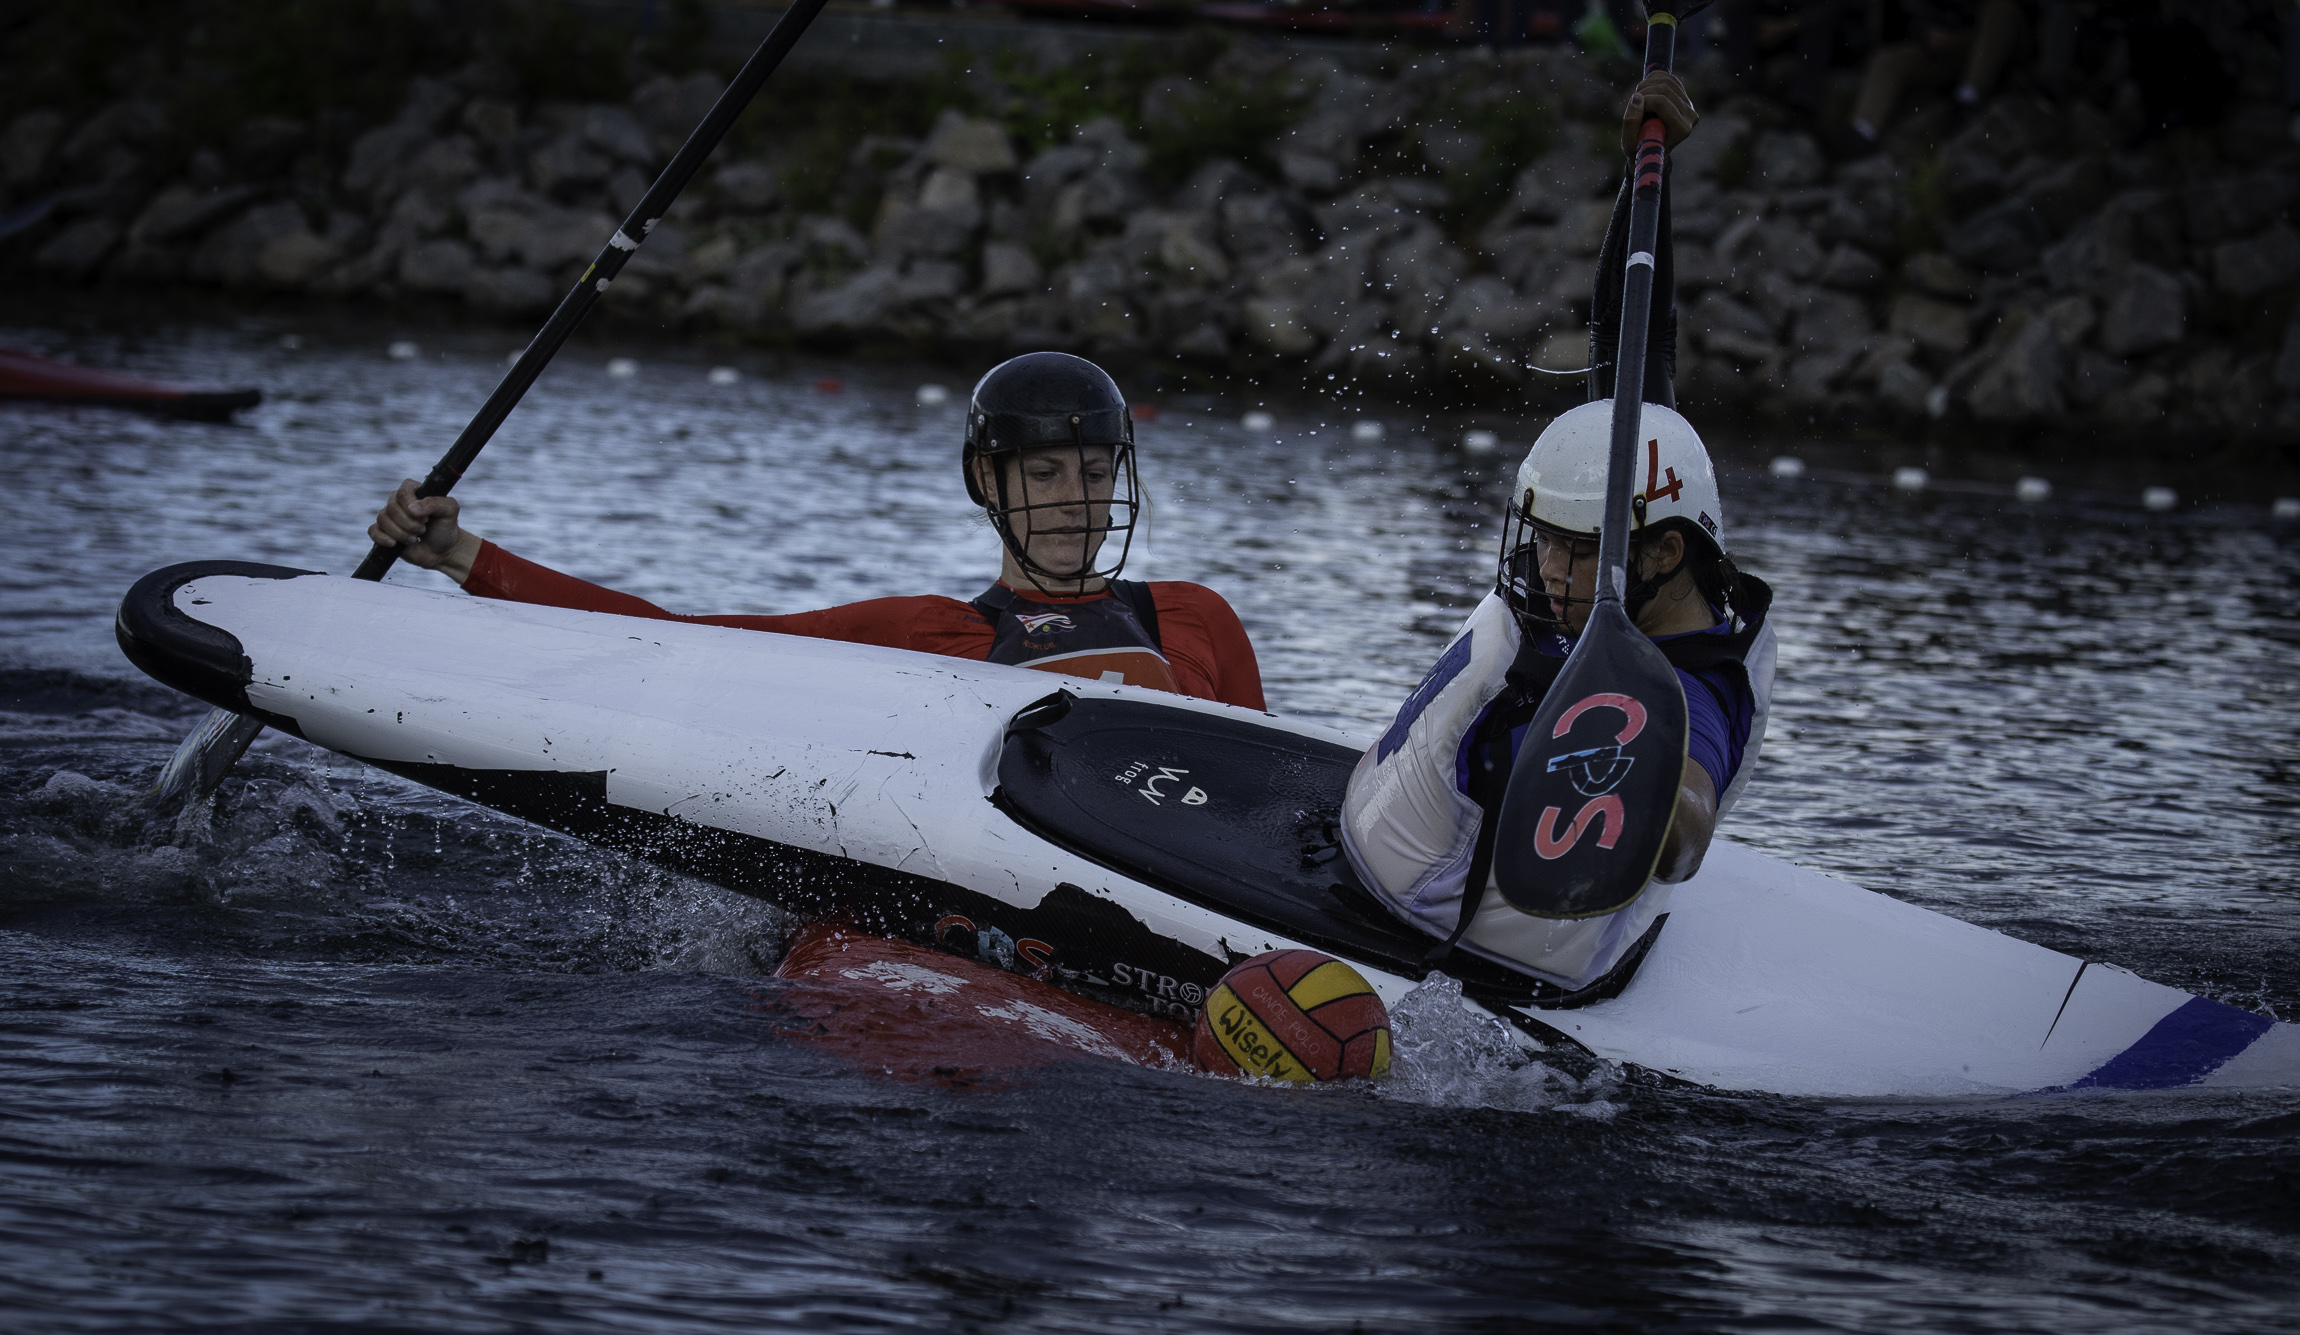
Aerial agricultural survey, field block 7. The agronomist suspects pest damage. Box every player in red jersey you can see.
[369,352,1265,710]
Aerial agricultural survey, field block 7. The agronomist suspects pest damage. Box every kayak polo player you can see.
[369,351,1266,709]
[1341,70,1778,992]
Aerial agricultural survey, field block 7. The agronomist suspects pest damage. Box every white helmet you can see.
[1498,400,1728,631]
[1513,399,1725,547]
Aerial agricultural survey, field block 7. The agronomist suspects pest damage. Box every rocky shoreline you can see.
[6,28,2297,453]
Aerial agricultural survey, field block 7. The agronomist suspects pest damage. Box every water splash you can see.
[1379,972,1623,1118]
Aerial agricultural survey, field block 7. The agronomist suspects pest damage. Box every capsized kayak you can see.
[1,346,261,420]
[116,561,2300,1099]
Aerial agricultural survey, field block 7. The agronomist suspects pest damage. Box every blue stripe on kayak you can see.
[2069,996,2274,1091]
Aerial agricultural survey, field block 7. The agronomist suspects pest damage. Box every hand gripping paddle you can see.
[144,0,834,809]
[1489,4,1699,920]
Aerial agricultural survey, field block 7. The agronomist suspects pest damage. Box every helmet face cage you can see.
[1497,488,1584,638]
[1497,490,1702,638]
[978,417,1142,593]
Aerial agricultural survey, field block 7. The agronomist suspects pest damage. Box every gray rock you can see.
[1787,290,1875,352]
[1688,291,1775,358]
[2065,349,2129,408]
[1170,322,1230,360]
[398,238,477,295]
[401,137,481,197]
[1877,361,1934,414]
[714,161,778,212]
[1936,148,2007,215]
[1024,143,1099,209]
[980,241,1043,297]
[465,265,557,316]
[2,109,65,185]
[1173,158,1259,215]
[229,117,309,177]
[255,227,340,288]
[1749,131,1825,188]
[1817,243,1884,290]
[2022,158,2110,236]
[582,106,655,166]
[1418,125,1484,175]
[2211,224,2300,299]
[925,114,1018,175]
[1966,319,2066,422]
[1377,223,1467,337]
[1668,113,1748,182]
[1050,170,1140,236]
[793,265,902,335]
[2039,294,2095,348]
[461,99,520,150]
[1500,148,1615,224]
[128,183,261,244]
[1157,216,1228,285]
[32,217,122,277]
[1946,198,2046,272]
[58,101,168,169]
[1902,252,1977,300]
[529,132,613,196]
[2182,171,2300,244]
[2098,264,2185,357]
[632,73,725,156]
[1073,117,1147,174]
[342,121,431,199]
[1556,198,1616,257]
[1242,297,1317,356]
[607,167,648,217]
[897,259,968,303]
[1888,293,1972,357]
[1219,192,1308,261]
[675,234,738,286]
[1441,274,1547,339]
[188,200,312,286]
[1278,151,1343,195]
[800,216,870,266]
[484,207,615,272]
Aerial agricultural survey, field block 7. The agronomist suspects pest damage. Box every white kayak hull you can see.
[118,563,2297,1099]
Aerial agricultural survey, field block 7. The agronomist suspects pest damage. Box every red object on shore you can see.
[764,923,1191,1082]
[0,346,262,420]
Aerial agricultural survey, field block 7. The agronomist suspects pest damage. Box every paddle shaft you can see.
[1593,8,1679,608]
[352,0,832,580]
[149,0,833,806]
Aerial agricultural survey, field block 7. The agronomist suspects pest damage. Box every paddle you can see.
[1487,2,1698,920]
[146,0,835,808]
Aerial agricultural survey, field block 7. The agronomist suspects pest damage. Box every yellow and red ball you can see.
[1192,950,1392,1082]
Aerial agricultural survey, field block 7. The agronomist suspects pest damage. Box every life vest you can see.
[971,581,1180,694]
[1340,577,1777,991]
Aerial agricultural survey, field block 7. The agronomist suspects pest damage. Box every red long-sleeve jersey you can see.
[462,541,1268,711]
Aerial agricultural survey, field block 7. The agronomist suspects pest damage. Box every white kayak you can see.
[118,562,2300,1099]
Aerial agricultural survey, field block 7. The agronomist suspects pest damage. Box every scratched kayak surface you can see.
[2,297,2297,1332]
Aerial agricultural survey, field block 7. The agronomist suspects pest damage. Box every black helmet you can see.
[963,352,1141,590]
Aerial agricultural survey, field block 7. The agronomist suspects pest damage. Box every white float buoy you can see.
[1768,456,1805,479]
[1893,466,1930,491]
[2142,486,2177,512]
[707,366,740,385]
[387,340,419,361]
[1242,410,1276,431]
[2016,476,2052,502]
[2273,496,2300,520]
[1352,420,1385,441]
[606,357,639,379]
[916,383,950,405]
[1463,429,1500,454]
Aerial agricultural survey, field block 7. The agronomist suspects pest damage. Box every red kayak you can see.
[763,924,1191,1084]
[0,346,262,420]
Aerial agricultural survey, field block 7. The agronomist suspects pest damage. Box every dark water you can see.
[4,302,2298,1333]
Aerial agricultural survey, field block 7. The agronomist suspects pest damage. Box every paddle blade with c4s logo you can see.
[1492,599,1689,920]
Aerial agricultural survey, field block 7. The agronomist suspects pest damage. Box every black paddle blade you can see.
[1491,601,1689,920]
